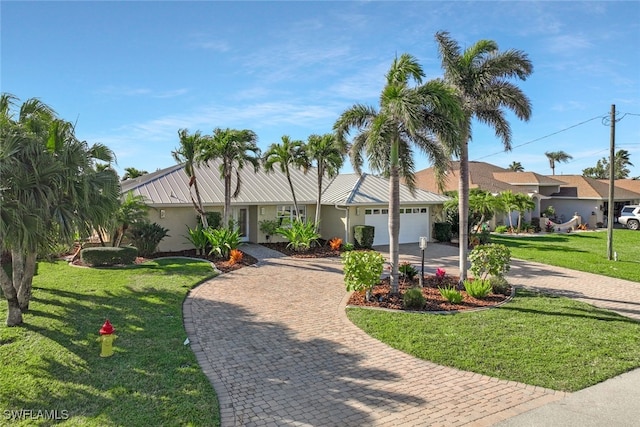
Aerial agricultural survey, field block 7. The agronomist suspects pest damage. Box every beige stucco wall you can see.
[147,206,203,252]
[254,204,315,243]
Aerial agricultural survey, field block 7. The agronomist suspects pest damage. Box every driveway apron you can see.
[183,244,574,426]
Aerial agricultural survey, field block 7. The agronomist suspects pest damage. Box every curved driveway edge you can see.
[183,244,570,426]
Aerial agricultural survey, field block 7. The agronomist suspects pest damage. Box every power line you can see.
[473,114,606,161]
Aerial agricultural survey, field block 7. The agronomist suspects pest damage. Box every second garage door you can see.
[364,207,430,246]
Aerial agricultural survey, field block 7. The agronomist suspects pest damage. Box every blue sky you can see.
[3,1,640,178]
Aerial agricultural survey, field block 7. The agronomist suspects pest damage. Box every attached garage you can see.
[365,206,430,246]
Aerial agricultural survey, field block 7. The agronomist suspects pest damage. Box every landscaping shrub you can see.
[353,225,375,249]
[403,288,425,310]
[185,225,209,255]
[342,242,355,251]
[469,244,511,280]
[495,225,509,234]
[489,275,510,295]
[206,211,222,229]
[228,249,243,265]
[438,286,462,304]
[531,217,542,232]
[399,262,418,280]
[433,222,452,242]
[80,246,137,266]
[259,219,279,241]
[463,279,493,299]
[129,222,170,257]
[276,220,320,252]
[342,250,384,301]
[329,237,342,251]
[203,227,242,259]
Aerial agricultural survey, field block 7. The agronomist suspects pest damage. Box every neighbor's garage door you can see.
[364,207,429,246]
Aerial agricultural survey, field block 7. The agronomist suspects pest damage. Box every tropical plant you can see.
[582,149,634,179]
[111,191,149,247]
[545,151,572,175]
[328,237,343,251]
[228,248,243,265]
[263,136,309,221]
[185,225,209,255]
[128,222,170,257]
[403,288,425,309]
[172,129,209,228]
[275,219,320,252]
[436,268,446,279]
[463,279,493,299]
[203,227,242,259]
[341,250,385,301]
[0,94,120,325]
[469,189,500,233]
[259,219,279,241]
[438,286,463,304]
[507,161,524,172]
[121,167,148,181]
[306,133,347,230]
[469,243,511,280]
[334,53,461,295]
[199,128,261,226]
[399,262,418,280]
[435,31,533,283]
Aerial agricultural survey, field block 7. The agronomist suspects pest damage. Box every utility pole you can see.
[607,104,615,261]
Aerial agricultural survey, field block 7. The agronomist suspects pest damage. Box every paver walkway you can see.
[183,243,639,426]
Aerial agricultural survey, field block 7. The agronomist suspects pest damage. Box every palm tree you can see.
[199,128,261,227]
[514,193,535,231]
[122,167,148,181]
[469,189,499,232]
[545,151,572,175]
[306,133,347,231]
[111,191,149,247]
[1,94,120,326]
[614,149,634,179]
[263,135,310,221]
[508,161,524,172]
[334,53,461,295]
[172,129,208,228]
[435,31,533,282]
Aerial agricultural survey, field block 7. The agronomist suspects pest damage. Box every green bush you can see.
[205,212,222,229]
[353,225,375,249]
[80,246,137,267]
[469,244,511,280]
[438,286,462,304]
[129,222,170,257]
[341,250,384,301]
[433,222,452,242]
[185,225,209,255]
[463,279,493,299]
[259,219,280,240]
[489,275,510,295]
[495,225,508,234]
[342,242,355,251]
[399,262,418,280]
[403,288,425,310]
[203,227,242,259]
[276,220,320,252]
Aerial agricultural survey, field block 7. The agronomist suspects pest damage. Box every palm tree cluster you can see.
[172,129,346,232]
[1,94,120,326]
[582,149,634,179]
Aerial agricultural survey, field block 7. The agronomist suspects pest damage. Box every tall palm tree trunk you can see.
[0,259,23,326]
[224,168,233,227]
[389,143,401,295]
[285,168,301,221]
[459,134,470,283]
[191,175,208,228]
[314,164,324,231]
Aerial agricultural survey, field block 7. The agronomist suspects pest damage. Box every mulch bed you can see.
[347,276,511,312]
[260,241,342,258]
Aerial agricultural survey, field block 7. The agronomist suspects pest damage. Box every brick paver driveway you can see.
[183,244,590,427]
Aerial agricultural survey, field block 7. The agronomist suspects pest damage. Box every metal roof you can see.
[121,160,448,207]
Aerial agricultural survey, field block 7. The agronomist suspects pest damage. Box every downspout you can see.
[334,204,349,243]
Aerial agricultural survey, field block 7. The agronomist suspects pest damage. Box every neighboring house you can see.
[413,161,640,228]
[121,160,450,251]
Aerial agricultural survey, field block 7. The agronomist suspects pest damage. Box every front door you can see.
[235,207,249,241]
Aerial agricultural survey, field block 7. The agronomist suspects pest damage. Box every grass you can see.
[347,288,640,392]
[0,259,220,426]
[490,229,640,282]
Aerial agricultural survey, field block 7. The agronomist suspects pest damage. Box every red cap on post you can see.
[99,319,115,335]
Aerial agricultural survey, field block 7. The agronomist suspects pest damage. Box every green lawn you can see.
[347,289,640,392]
[0,259,220,426]
[490,229,640,282]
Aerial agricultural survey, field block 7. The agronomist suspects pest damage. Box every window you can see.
[420,208,427,213]
[365,209,372,215]
[277,205,306,224]
[381,209,388,214]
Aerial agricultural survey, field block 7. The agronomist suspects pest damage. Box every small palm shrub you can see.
[463,279,493,299]
[403,288,425,310]
[399,262,418,280]
[128,222,170,257]
[495,225,508,234]
[438,286,462,304]
[203,227,242,259]
[329,237,342,251]
[342,250,384,301]
[228,249,243,265]
[185,225,209,255]
[276,220,320,252]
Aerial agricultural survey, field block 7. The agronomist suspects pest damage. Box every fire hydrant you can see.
[97,319,117,357]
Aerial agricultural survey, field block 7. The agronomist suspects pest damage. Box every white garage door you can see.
[364,207,430,246]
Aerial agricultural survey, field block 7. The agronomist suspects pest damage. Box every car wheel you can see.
[627,219,640,230]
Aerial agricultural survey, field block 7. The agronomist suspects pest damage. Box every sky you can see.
[3,1,640,179]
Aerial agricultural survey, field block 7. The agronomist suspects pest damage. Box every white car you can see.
[618,205,640,230]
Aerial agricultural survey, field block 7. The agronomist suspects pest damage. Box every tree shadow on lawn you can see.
[187,297,427,426]
[2,280,218,426]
